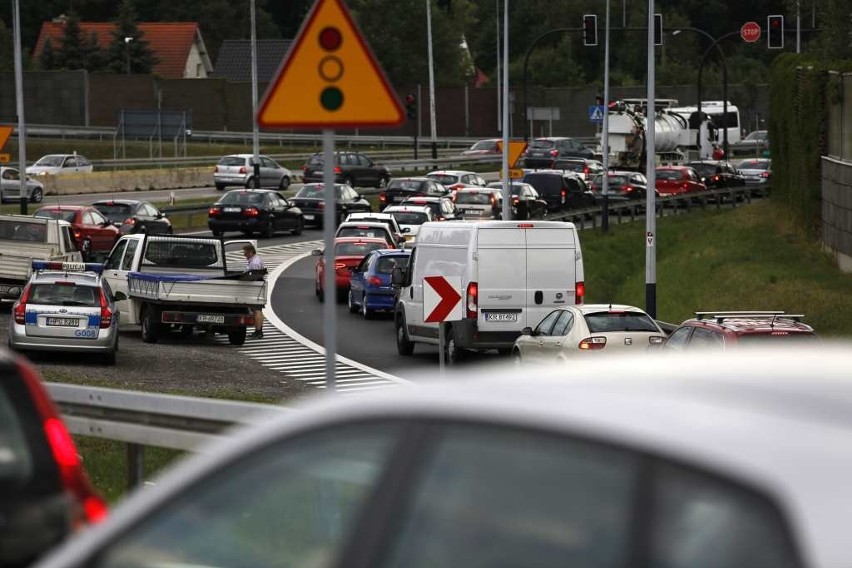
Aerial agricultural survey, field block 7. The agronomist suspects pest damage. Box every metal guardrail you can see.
[46,382,286,488]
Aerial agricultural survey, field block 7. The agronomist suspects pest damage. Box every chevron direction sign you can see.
[423,275,462,323]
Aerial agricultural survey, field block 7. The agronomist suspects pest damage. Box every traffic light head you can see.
[768,15,784,49]
[583,15,597,47]
[405,94,416,120]
[654,14,663,46]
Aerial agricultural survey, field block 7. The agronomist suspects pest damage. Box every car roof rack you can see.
[694,311,805,323]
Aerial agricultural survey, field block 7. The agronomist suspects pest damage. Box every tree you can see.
[56,11,88,70]
[40,38,57,70]
[0,20,14,72]
[105,0,158,74]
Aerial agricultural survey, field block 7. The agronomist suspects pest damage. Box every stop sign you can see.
[741,21,761,43]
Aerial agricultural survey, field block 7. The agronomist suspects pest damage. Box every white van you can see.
[393,220,585,362]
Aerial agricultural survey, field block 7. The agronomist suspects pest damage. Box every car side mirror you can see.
[521,326,533,336]
[311,249,323,257]
[156,212,164,219]
[113,291,128,302]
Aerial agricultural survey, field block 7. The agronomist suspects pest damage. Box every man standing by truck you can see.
[243,244,267,339]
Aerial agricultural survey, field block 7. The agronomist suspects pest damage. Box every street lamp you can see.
[124,36,133,75]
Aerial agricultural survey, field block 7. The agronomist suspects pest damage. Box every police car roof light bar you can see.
[31,261,105,274]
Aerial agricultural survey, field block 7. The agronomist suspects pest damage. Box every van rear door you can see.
[475,227,527,334]
[525,226,579,330]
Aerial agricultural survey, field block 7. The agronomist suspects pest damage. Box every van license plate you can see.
[484,312,518,322]
[197,315,225,324]
[46,317,79,327]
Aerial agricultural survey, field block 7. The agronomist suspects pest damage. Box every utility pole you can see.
[645,0,657,319]
[250,0,261,185]
[13,0,28,215]
[426,0,438,160]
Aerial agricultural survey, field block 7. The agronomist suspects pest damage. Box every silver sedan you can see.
[0,166,45,203]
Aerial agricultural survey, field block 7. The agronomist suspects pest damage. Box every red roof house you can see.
[33,19,213,79]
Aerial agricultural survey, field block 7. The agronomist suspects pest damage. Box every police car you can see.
[7,261,124,364]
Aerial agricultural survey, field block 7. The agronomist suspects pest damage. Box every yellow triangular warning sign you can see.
[496,140,528,168]
[257,0,404,129]
[0,125,13,149]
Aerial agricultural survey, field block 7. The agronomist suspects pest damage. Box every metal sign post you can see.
[423,275,463,375]
[322,130,337,392]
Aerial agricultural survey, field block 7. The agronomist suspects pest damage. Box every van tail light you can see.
[243,207,260,217]
[367,276,383,286]
[575,281,585,304]
[466,281,478,318]
[13,283,31,324]
[98,289,112,329]
[208,207,221,217]
[334,166,342,175]
[578,336,607,350]
[16,358,108,526]
[239,166,246,174]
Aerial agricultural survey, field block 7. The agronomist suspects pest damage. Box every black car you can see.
[0,347,107,568]
[92,199,173,235]
[301,151,391,188]
[588,171,649,201]
[486,181,548,219]
[522,171,596,212]
[686,160,746,189]
[399,195,464,221]
[208,189,304,238]
[523,137,594,168]
[291,183,372,227]
[379,177,448,210]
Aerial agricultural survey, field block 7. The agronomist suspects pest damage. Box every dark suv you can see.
[379,177,448,210]
[523,137,594,168]
[686,160,746,189]
[663,311,819,351]
[301,152,391,189]
[522,170,596,212]
[0,348,107,567]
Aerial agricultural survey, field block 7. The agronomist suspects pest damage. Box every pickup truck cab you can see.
[101,234,262,345]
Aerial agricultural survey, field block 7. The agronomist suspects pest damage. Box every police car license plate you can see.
[197,314,225,324]
[46,317,79,327]
[484,312,518,322]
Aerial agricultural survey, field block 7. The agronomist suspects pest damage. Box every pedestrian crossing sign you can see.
[589,105,605,123]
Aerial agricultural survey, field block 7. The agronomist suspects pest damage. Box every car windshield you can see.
[34,155,65,167]
[745,131,767,141]
[388,180,424,191]
[740,160,770,170]
[455,192,495,205]
[296,185,339,199]
[470,140,497,151]
[524,174,562,194]
[690,164,717,176]
[34,209,76,223]
[95,204,134,222]
[335,242,385,256]
[389,211,429,225]
[217,156,246,167]
[607,175,629,186]
[529,140,556,149]
[29,283,99,307]
[337,227,389,241]
[656,170,682,181]
[376,255,409,273]
[556,162,586,172]
[0,220,47,242]
[428,174,459,186]
[584,312,660,333]
[218,192,264,205]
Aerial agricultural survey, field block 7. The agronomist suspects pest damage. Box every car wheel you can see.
[228,327,247,346]
[140,307,161,344]
[246,177,260,189]
[360,294,372,320]
[279,176,291,190]
[317,282,325,303]
[215,184,226,191]
[347,290,358,313]
[396,315,414,355]
[30,188,43,203]
[180,325,194,337]
[291,218,304,236]
[512,349,523,367]
[211,229,223,237]
[263,218,275,239]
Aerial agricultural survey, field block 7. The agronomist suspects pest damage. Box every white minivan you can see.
[393,220,585,362]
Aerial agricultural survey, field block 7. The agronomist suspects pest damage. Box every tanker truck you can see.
[604,100,690,170]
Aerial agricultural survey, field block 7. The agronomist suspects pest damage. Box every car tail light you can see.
[490,194,497,205]
[243,207,260,217]
[208,207,221,217]
[125,217,136,225]
[367,276,382,286]
[583,166,590,175]
[13,283,31,324]
[712,175,720,182]
[512,197,520,204]
[575,281,585,304]
[466,281,478,318]
[73,229,82,241]
[761,171,770,178]
[682,182,689,190]
[334,166,342,175]
[16,358,107,526]
[622,185,633,193]
[578,336,607,350]
[98,289,112,329]
[517,223,534,228]
[239,166,246,174]
[549,149,558,156]
[318,201,325,209]
[334,262,346,271]
[379,193,387,203]
[561,189,566,204]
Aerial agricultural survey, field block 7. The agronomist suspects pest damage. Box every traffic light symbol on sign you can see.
[583,15,597,47]
[318,26,344,111]
[767,15,784,49]
[406,94,416,120]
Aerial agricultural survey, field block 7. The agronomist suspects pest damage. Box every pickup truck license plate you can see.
[197,314,225,324]
[46,317,79,327]
[484,312,518,322]
[223,207,241,213]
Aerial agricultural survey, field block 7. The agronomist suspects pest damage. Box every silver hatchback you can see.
[213,154,293,191]
[8,261,123,365]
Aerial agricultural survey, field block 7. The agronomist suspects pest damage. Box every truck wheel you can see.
[228,327,247,346]
[396,315,414,355]
[140,307,161,344]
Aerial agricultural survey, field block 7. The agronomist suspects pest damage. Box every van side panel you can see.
[525,227,579,329]
[476,228,527,335]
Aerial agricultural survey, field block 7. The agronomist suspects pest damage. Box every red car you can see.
[313,237,391,302]
[654,166,706,197]
[33,205,120,261]
[662,310,819,351]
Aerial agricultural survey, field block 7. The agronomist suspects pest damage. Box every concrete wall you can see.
[40,167,213,197]
[821,156,852,273]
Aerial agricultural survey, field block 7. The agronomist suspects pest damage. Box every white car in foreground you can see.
[32,346,852,568]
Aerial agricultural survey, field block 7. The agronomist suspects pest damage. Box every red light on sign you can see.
[319,27,342,51]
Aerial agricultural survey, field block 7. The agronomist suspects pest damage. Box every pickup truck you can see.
[101,234,264,345]
[0,214,83,300]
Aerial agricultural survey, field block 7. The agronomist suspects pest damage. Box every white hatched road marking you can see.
[216,240,410,393]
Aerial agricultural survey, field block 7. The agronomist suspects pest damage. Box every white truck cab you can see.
[394,220,584,362]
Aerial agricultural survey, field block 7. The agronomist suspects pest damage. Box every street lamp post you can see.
[124,36,133,75]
